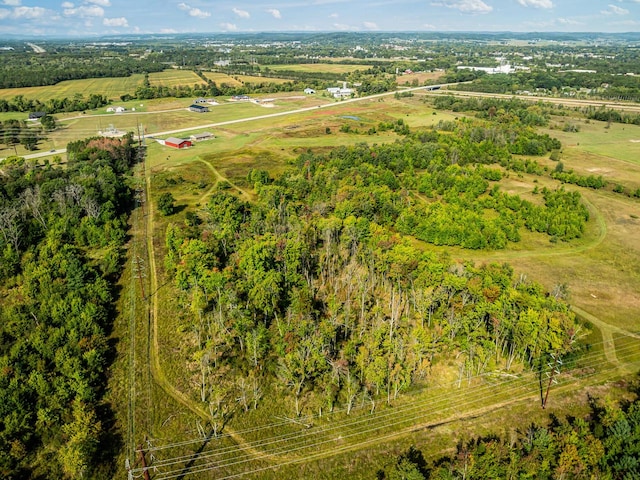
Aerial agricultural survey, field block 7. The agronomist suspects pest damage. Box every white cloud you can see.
[188,7,209,18]
[86,0,111,6]
[14,6,48,18]
[232,7,250,18]
[103,16,128,27]
[363,21,378,29]
[178,2,210,18]
[61,1,74,8]
[329,13,338,18]
[602,4,629,14]
[517,0,553,8]
[423,23,436,29]
[2,0,21,6]
[557,17,582,25]
[63,5,105,17]
[266,8,281,18]
[0,7,10,18]
[160,28,178,33]
[333,22,353,30]
[220,22,238,30]
[431,0,493,14]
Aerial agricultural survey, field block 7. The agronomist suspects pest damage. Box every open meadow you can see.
[148,69,203,86]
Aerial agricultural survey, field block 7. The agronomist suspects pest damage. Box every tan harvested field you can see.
[264,63,369,74]
[202,72,242,86]
[396,71,446,85]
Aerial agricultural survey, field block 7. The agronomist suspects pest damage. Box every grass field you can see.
[148,69,204,87]
[0,74,144,101]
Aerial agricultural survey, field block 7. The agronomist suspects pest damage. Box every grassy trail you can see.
[141,151,285,465]
[195,157,254,204]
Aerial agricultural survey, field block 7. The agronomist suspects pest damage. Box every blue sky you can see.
[0,0,639,36]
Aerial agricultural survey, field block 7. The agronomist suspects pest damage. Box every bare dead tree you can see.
[0,205,22,251]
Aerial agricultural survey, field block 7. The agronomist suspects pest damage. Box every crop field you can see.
[0,74,144,101]
[148,69,203,86]
[202,71,243,86]
[264,63,369,74]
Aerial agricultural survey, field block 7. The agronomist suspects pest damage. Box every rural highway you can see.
[3,83,639,162]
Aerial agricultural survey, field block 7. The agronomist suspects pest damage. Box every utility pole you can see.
[132,255,146,300]
[542,353,562,409]
[137,444,152,480]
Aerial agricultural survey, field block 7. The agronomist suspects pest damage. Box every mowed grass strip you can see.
[148,69,204,87]
[0,74,144,101]
[264,63,369,74]
[235,74,293,85]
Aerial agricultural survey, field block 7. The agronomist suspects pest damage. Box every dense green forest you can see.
[381,384,640,479]
[0,52,163,89]
[448,71,640,102]
[0,137,136,478]
[0,93,109,115]
[161,124,584,427]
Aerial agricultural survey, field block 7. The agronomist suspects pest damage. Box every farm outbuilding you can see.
[189,132,214,142]
[165,137,192,149]
[189,104,209,113]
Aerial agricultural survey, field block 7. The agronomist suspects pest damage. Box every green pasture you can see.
[148,69,203,86]
[264,63,369,74]
[546,118,640,166]
[0,74,144,101]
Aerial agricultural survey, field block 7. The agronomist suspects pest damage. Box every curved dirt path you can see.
[142,153,275,463]
[195,157,254,205]
[571,305,640,373]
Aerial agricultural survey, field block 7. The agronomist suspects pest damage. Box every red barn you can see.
[165,137,192,149]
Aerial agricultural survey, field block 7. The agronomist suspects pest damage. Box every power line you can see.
[140,334,628,455]
[151,355,640,480]
[132,340,639,478]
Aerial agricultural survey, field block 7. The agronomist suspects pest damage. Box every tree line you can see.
[0,117,55,152]
[0,52,164,89]
[0,136,136,478]
[380,385,640,479]
[0,93,109,115]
